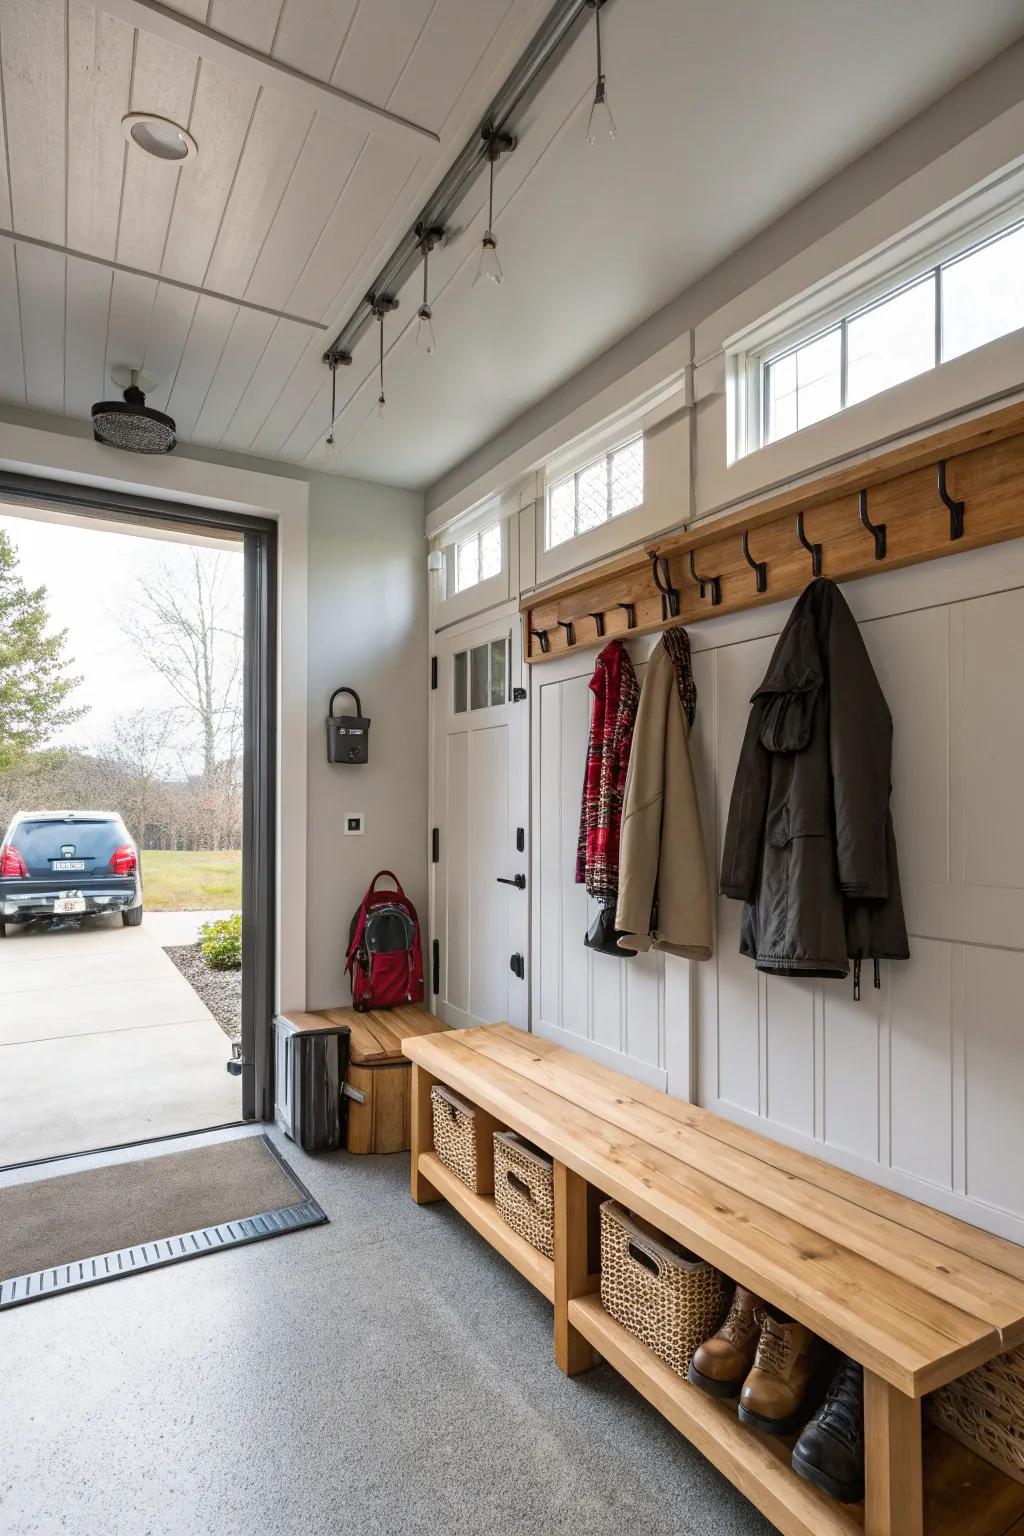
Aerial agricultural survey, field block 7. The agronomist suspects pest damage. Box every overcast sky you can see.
[1,512,243,760]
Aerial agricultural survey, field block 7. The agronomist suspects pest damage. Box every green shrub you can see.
[200,912,242,970]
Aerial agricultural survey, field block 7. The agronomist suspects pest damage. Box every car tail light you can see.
[110,844,137,876]
[0,843,28,877]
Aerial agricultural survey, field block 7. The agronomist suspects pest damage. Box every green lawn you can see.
[141,849,242,912]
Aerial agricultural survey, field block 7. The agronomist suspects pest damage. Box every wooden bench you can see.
[404,1022,1024,1536]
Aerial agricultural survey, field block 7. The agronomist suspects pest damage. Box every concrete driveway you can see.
[0,915,240,1166]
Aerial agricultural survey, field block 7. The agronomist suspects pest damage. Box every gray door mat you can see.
[0,1135,327,1310]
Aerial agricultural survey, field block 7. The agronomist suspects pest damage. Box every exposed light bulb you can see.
[474,232,503,286]
[377,392,386,419]
[416,303,437,354]
[586,77,616,145]
[324,431,339,465]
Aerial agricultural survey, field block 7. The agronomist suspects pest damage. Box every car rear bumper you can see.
[1,884,140,920]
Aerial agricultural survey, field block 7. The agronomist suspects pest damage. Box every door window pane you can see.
[489,638,507,706]
[942,223,1024,362]
[548,477,575,547]
[453,651,467,714]
[470,644,489,710]
[846,276,935,406]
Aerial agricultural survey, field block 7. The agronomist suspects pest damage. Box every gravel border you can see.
[166,942,241,1042]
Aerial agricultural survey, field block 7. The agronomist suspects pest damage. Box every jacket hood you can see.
[751,581,830,753]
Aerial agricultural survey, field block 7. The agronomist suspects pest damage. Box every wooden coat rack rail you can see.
[522,398,1024,662]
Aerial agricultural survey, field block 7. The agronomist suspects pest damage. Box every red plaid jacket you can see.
[576,640,640,902]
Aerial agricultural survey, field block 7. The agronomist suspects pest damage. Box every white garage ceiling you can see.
[0,0,1022,489]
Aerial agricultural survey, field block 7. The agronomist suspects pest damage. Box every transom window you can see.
[546,436,643,550]
[760,214,1024,447]
[454,521,502,593]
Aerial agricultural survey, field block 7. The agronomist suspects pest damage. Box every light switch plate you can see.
[344,813,365,835]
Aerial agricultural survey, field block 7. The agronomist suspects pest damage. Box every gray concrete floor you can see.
[0,915,239,1165]
[0,1127,777,1536]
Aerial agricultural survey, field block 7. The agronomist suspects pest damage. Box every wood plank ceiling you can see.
[0,0,541,467]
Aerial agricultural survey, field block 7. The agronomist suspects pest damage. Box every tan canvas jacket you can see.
[614,637,712,960]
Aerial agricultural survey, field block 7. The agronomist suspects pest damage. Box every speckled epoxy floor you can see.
[1,1126,777,1536]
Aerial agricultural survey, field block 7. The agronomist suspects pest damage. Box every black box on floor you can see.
[273,1013,350,1152]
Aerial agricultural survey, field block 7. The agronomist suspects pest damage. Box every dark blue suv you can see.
[0,811,143,936]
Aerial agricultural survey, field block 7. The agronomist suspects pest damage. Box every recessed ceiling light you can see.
[121,112,197,163]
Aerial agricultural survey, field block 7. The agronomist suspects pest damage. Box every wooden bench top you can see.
[403,1022,1024,1399]
[281,1003,445,1064]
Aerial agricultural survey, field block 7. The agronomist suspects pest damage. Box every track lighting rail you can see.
[322,0,605,370]
[521,398,1024,661]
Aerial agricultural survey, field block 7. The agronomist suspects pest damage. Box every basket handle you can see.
[626,1239,663,1277]
[506,1170,535,1204]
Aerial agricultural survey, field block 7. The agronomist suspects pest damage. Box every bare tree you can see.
[117,549,243,783]
[94,708,178,847]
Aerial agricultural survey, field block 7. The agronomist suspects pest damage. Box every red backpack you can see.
[345,871,424,1011]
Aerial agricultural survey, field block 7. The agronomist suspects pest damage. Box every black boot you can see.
[791,1356,864,1504]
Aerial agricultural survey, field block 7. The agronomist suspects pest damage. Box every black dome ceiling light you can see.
[92,369,177,454]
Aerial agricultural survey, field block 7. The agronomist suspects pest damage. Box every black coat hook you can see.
[556,618,576,647]
[858,489,886,560]
[688,549,722,606]
[530,627,550,654]
[616,602,636,629]
[588,611,606,637]
[650,552,680,619]
[937,460,965,540]
[740,530,766,593]
[796,512,822,577]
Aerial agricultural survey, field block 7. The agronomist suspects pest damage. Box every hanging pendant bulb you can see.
[324,354,340,464]
[474,139,509,287]
[475,233,503,286]
[585,0,616,146]
[416,303,437,353]
[415,225,443,353]
[375,301,387,418]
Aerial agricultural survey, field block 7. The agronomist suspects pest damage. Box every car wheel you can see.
[122,906,143,928]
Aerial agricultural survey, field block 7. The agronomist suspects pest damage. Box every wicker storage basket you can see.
[430,1084,499,1195]
[493,1132,556,1257]
[928,1346,1024,1486]
[599,1200,727,1376]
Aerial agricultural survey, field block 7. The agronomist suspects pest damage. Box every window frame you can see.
[544,433,644,553]
[745,203,1024,456]
[452,519,503,596]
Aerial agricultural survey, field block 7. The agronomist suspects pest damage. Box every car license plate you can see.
[52,860,85,871]
[54,898,86,914]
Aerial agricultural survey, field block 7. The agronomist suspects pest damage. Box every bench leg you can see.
[409,1063,441,1205]
[553,1162,595,1376]
[864,1370,923,1536]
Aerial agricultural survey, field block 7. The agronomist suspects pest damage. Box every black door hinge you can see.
[431,827,440,863]
[430,656,438,690]
[510,954,525,980]
[512,686,527,702]
[431,938,440,995]
[516,827,525,853]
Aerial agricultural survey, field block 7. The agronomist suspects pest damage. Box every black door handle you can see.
[496,874,526,889]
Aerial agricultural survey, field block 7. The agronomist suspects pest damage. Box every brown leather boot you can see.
[739,1312,818,1436]
[687,1285,763,1399]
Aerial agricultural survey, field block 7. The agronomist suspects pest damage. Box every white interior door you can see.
[431,612,528,1030]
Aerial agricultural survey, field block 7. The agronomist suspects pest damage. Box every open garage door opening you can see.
[0,483,275,1169]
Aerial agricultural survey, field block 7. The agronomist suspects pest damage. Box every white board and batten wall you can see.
[531,538,1024,1245]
